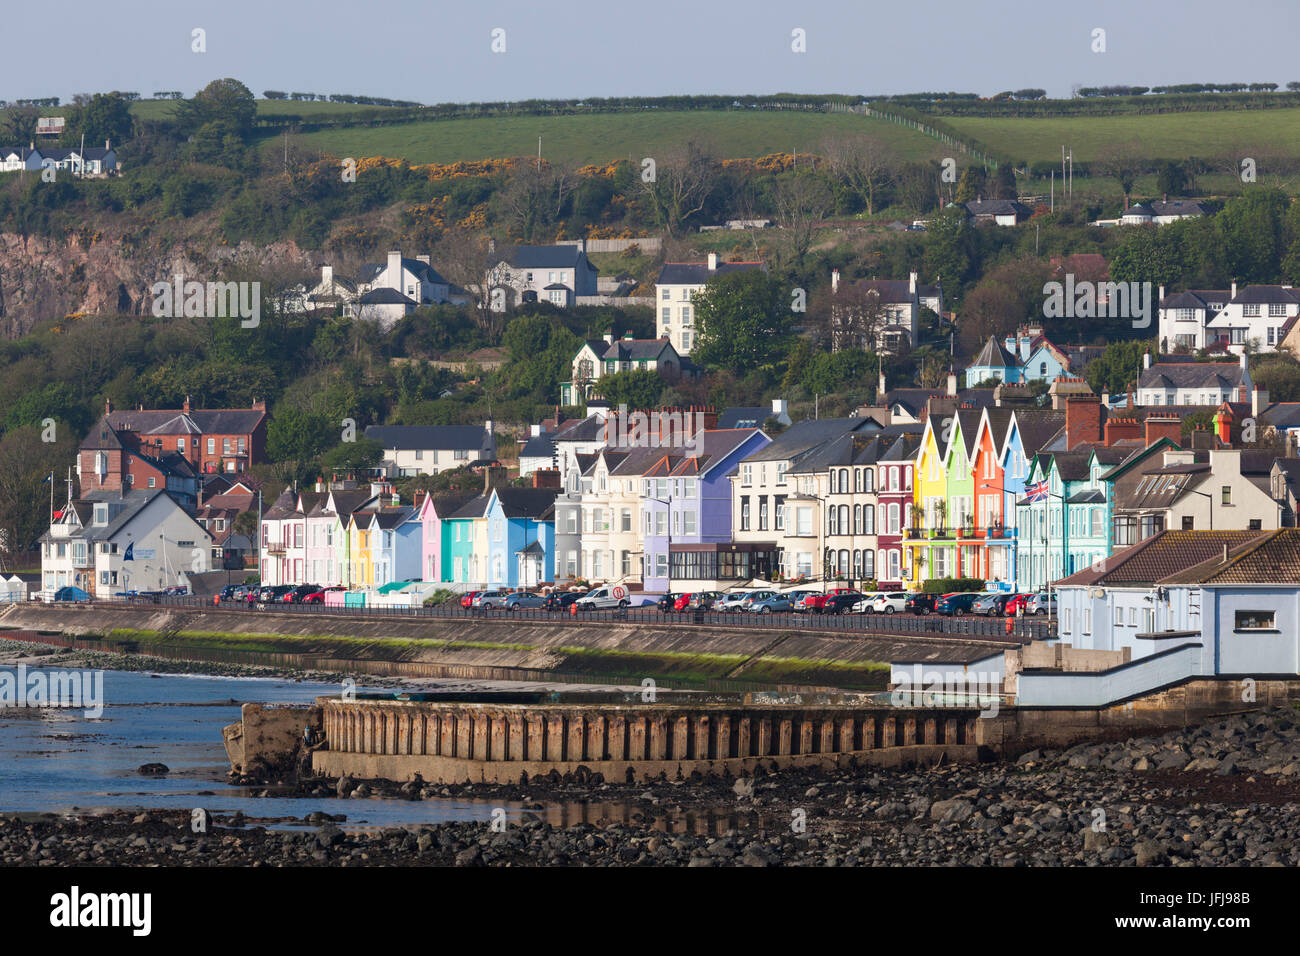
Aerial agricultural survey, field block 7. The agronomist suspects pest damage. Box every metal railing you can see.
[26,594,1055,640]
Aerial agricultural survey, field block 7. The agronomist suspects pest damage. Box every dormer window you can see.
[93,504,107,525]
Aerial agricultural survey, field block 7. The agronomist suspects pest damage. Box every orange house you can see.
[972,408,1015,585]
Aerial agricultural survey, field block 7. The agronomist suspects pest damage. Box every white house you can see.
[1135,353,1252,407]
[829,269,941,353]
[40,490,212,598]
[1157,287,1232,352]
[1033,529,1300,707]
[963,199,1031,226]
[363,423,496,478]
[489,243,599,311]
[655,254,766,354]
[1119,200,1210,226]
[1204,284,1300,354]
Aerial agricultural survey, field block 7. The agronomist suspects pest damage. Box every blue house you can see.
[642,428,772,593]
[1000,408,1065,589]
[485,488,557,588]
[966,337,1023,388]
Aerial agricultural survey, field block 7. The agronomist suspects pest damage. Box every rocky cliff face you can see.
[0,232,321,338]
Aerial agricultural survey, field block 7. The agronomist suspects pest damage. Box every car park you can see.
[935,592,980,616]
[504,591,545,609]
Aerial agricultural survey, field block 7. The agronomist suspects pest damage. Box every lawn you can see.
[267,109,948,166]
[945,109,1300,163]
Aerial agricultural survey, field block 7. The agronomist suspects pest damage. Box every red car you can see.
[460,591,483,609]
[302,586,344,604]
[673,593,694,611]
[1003,593,1032,616]
[800,587,858,613]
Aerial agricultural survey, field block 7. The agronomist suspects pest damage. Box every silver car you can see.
[1025,592,1058,616]
[504,592,545,609]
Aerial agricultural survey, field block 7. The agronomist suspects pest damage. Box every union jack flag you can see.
[1026,479,1050,503]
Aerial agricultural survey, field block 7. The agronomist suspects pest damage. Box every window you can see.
[1082,608,1091,635]
[1248,519,1262,531]
[1114,606,1124,626]
[682,511,697,535]
[741,464,752,486]
[1062,608,1072,635]
[776,463,787,485]
[1222,485,1232,506]
[740,499,751,531]
[759,498,769,530]
[1182,516,1195,530]
[774,497,785,531]
[147,477,156,488]
[795,506,812,536]
[1234,609,1277,631]
[1269,302,1287,317]
[1244,303,1261,317]
[620,509,632,532]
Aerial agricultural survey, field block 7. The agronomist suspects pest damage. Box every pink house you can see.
[417,491,476,582]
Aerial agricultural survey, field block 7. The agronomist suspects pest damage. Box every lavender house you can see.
[640,428,772,593]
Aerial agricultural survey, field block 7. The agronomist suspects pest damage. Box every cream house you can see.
[364,424,496,478]
[655,254,766,354]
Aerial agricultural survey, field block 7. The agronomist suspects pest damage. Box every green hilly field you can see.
[944,109,1300,163]
[269,110,949,166]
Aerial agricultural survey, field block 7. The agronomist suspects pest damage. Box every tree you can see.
[811,281,891,351]
[638,139,718,236]
[1,105,39,145]
[1156,160,1188,197]
[0,425,79,570]
[266,406,334,463]
[61,92,133,147]
[772,171,833,269]
[320,437,384,475]
[992,163,1017,200]
[1217,187,1291,284]
[593,368,665,409]
[1084,338,1157,396]
[433,228,505,338]
[1096,142,1144,205]
[822,133,896,215]
[691,271,795,373]
[174,78,257,140]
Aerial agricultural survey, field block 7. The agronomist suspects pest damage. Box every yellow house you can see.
[905,413,949,588]
[348,513,375,589]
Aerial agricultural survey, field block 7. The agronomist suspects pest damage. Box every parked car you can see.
[656,593,683,613]
[747,593,797,614]
[504,591,545,609]
[851,592,885,614]
[871,592,909,614]
[163,585,189,596]
[544,591,584,612]
[255,585,294,604]
[820,591,865,615]
[217,584,243,601]
[715,591,758,612]
[687,591,724,610]
[803,588,858,614]
[473,589,510,610]
[972,592,1017,616]
[905,593,938,615]
[51,586,91,603]
[935,592,981,616]
[281,584,319,603]
[1003,593,1032,616]
[302,585,344,604]
[736,590,777,611]
[1026,592,1058,616]
[574,584,631,610]
[460,591,483,609]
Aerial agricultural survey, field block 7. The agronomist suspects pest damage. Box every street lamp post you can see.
[1185,489,1213,530]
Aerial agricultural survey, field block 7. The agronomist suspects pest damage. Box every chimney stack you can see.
[1064,394,1102,449]
[1252,386,1269,418]
[105,398,113,415]
[1103,416,1140,447]
[1231,280,1238,299]
[946,370,958,397]
[909,270,917,295]
[707,253,718,271]
[532,468,562,490]
[1143,351,1152,370]
[387,250,402,283]
[831,268,840,294]
[1144,415,1182,447]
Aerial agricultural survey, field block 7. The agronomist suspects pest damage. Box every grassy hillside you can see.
[945,109,1300,163]
[269,110,948,166]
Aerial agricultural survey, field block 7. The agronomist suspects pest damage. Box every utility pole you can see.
[1050,169,1054,212]
[537,136,541,172]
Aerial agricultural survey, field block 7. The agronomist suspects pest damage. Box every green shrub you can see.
[921,577,985,594]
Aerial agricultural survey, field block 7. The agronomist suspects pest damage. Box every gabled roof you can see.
[657,261,765,285]
[105,407,266,436]
[358,257,449,286]
[1160,529,1300,585]
[502,244,597,271]
[1226,284,1300,306]
[741,418,876,463]
[1138,360,1246,391]
[448,495,491,520]
[359,288,417,306]
[602,338,673,361]
[965,199,1031,218]
[491,487,559,520]
[1055,529,1271,588]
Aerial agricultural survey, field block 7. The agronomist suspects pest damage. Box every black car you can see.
[906,593,938,615]
[218,584,242,601]
[821,592,864,615]
[281,584,318,604]
[543,591,583,612]
[255,584,295,604]
[657,593,683,613]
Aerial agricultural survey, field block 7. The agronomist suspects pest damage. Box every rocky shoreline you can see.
[5,708,1299,866]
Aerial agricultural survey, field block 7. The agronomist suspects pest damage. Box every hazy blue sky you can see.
[5,0,1300,103]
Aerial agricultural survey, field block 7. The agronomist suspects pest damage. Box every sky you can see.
[3,0,1300,104]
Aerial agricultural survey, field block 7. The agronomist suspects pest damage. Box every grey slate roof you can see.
[971,336,1019,369]
[503,245,597,271]
[603,339,672,361]
[104,407,266,436]
[1138,360,1247,391]
[359,288,417,306]
[657,261,765,285]
[358,257,448,286]
[742,418,877,463]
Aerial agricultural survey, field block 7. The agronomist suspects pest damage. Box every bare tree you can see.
[433,227,510,341]
[772,172,833,270]
[822,132,897,215]
[1095,141,1145,205]
[639,139,719,236]
[809,281,891,352]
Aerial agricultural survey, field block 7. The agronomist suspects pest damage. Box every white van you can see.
[574,583,632,610]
